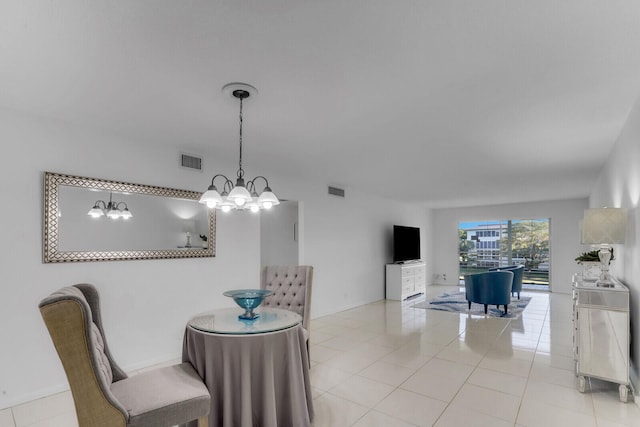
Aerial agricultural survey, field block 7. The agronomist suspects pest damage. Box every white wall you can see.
[0,108,261,408]
[274,180,432,317]
[588,95,640,393]
[431,198,588,294]
[0,108,430,408]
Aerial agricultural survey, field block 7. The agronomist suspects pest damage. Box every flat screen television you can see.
[393,225,421,263]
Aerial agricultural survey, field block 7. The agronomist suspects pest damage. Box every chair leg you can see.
[504,304,508,315]
[483,304,488,314]
[468,301,471,310]
[517,292,520,300]
[197,415,208,427]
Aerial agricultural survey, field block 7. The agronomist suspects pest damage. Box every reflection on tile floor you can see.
[3,285,640,427]
[308,285,640,427]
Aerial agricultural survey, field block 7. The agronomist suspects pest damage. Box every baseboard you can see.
[630,368,639,408]
[311,299,378,319]
[0,383,70,411]
[120,352,181,373]
[0,353,182,410]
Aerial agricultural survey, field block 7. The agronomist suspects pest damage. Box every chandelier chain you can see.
[237,97,244,180]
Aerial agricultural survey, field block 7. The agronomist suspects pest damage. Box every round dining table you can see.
[181,307,314,427]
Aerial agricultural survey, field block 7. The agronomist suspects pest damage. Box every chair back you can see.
[489,265,525,294]
[39,284,128,426]
[261,266,313,330]
[464,270,513,306]
[508,265,524,292]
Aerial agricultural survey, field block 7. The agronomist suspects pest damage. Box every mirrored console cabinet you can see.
[572,274,630,402]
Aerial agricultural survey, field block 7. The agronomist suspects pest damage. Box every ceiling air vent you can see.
[180,153,202,171]
[328,186,345,197]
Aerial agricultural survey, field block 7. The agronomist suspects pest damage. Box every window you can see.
[458,218,550,289]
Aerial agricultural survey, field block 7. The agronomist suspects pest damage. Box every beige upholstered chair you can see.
[261,266,313,344]
[39,284,210,427]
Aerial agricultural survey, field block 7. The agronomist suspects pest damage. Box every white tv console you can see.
[386,261,426,300]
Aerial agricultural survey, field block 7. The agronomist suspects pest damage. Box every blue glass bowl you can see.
[223,289,273,321]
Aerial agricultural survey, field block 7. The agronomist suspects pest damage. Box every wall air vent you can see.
[180,153,202,171]
[328,186,345,197]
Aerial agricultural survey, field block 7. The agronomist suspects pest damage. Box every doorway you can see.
[260,200,299,266]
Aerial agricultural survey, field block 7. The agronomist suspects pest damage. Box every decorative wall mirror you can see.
[43,172,216,263]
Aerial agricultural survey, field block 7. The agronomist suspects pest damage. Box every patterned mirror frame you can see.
[43,172,216,263]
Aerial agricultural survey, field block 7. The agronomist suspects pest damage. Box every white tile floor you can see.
[307,285,640,427]
[3,285,640,426]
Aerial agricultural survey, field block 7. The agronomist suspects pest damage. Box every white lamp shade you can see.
[88,207,104,218]
[228,185,252,206]
[107,209,121,219]
[257,190,280,208]
[120,209,132,220]
[581,208,627,244]
[199,189,223,208]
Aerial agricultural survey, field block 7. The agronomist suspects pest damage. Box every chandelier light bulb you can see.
[221,205,232,213]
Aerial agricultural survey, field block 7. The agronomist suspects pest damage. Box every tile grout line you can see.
[423,313,513,426]
[513,296,550,426]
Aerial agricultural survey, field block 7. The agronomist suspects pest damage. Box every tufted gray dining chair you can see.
[39,283,210,427]
[260,266,314,350]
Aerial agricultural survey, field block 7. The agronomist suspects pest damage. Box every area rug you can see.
[412,291,531,318]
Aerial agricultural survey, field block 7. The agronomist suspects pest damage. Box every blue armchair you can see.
[464,270,514,315]
[489,265,524,299]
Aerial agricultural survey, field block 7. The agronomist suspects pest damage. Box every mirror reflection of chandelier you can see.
[87,192,132,220]
[199,83,280,213]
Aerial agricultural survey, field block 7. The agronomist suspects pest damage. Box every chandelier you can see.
[199,83,280,213]
[87,192,132,220]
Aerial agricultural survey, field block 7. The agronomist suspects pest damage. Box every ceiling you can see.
[2,1,640,208]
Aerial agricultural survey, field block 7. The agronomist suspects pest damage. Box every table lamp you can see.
[581,207,627,286]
